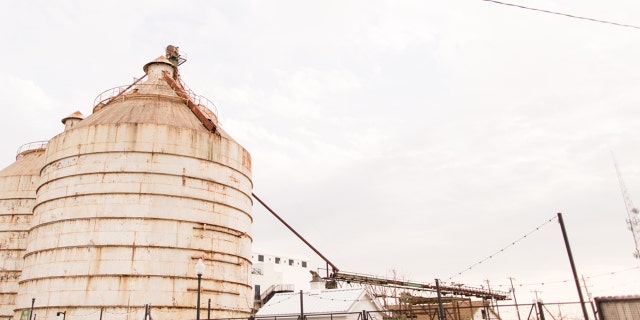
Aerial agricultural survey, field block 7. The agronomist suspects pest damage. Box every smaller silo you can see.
[0,141,48,320]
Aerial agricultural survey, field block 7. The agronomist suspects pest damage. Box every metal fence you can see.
[206,301,599,320]
[67,299,629,320]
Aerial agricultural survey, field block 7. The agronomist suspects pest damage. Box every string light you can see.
[104,309,136,315]
[66,310,99,317]
[258,293,298,306]
[306,295,362,303]
[447,215,557,280]
[489,265,640,288]
[584,265,640,279]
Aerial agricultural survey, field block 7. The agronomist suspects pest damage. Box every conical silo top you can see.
[143,55,174,74]
[61,110,84,124]
[85,47,234,139]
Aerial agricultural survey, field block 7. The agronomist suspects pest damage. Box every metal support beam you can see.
[252,193,340,274]
[557,212,589,320]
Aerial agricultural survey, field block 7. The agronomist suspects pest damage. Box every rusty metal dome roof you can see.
[61,110,84,124]
[143,55,174,74]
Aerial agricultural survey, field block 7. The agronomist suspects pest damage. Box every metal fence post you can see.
[537,301,545,320]
[299,290,304,320]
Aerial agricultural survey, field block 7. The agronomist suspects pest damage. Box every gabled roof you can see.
[256,288,376,316]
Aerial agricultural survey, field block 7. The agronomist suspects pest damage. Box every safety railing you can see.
[16,140,48,159]
[92,82,219,123]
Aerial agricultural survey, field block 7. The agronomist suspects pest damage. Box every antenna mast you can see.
[612,153,640,259]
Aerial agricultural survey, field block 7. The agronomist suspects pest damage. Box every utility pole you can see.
[557,213,589,320]
[531,290,541,303]
[581,275,598,320]
[435,279,446,320]
[485,279,499,318]
[531,291,543,320]
[509,277,522,320]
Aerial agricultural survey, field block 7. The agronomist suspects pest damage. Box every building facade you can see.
[251,252,312,307]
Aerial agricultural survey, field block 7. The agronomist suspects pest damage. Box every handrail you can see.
[162,71,217,133]
[92,83,170,111]
[16,141,48,159]
[179,78,219,118]
[260,284,295,303]
[91,72,220,130]
[92,83,219,124]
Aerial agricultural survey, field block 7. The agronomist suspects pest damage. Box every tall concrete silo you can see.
[0,142,46,320]
[14,50,253,320]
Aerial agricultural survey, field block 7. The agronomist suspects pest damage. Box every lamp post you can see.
[195,258,205,320]
[56,311,66,320]
[29,298,35,320]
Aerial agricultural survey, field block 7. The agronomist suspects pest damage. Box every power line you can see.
[482,0,640,30]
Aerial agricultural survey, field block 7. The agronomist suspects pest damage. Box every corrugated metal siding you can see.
[596,296,640,320]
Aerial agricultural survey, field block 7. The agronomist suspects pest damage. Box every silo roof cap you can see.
[61,110,84,124]
[143,55,175,74]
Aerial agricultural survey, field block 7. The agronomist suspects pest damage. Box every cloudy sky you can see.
[1,0,640,306]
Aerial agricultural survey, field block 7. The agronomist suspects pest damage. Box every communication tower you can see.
[613,154,640,259]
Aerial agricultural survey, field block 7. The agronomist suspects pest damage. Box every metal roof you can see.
[61,110,84,124]
[81,56,237,141]
[2,146,45,176]
[256,288,372,316]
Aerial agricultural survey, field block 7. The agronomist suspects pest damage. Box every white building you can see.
[255,288,384,320]
[251,252,313,306]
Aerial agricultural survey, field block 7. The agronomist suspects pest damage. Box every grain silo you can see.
[0,142,47,320]
[13,48,253,320]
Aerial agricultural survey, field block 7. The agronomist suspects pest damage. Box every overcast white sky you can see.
[1,0,640,306]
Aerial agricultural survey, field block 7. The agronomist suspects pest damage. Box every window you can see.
[275,257,280,264]
[258,255,264,262]
[254,285,261,300]
[289,259,294,266]
[302,261,307,268]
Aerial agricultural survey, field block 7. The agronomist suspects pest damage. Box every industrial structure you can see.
[0,44,554,320]
[0,47,253,320]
